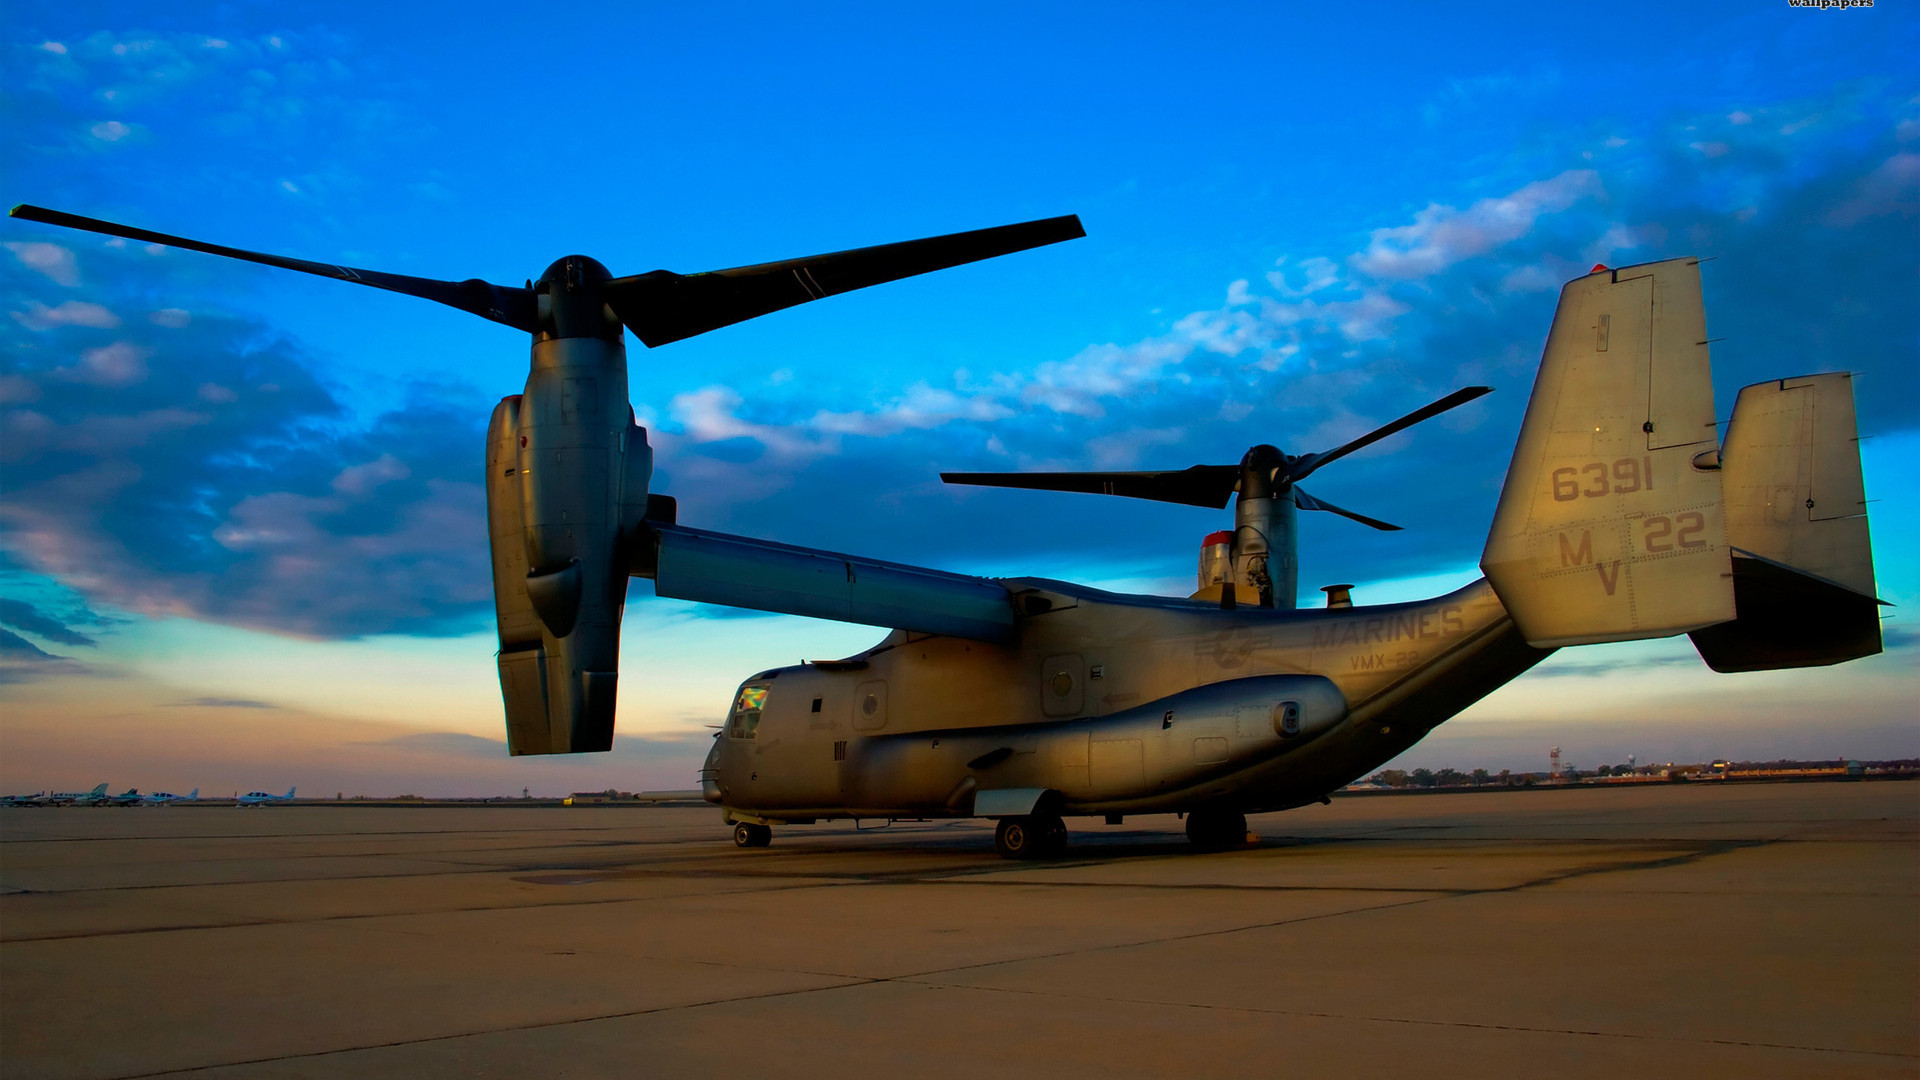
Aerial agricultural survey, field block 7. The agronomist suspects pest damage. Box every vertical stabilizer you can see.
[1689,373,1881,671]
[1482,259,1734,647]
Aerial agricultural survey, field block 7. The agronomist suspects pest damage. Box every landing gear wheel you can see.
[995,816,1038,859]
[733,822,772,848]
[996,814,1068,859]
[1185,809,1248,852]
[1037,814,1069,856]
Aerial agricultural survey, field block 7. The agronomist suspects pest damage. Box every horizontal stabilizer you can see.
[1690,552,1883,672]
[638,525,1016,642]
[1482,259,1734,647]
[1689,373,1881,671]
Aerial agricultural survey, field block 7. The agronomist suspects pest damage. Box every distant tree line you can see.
[1366,758,1920,789]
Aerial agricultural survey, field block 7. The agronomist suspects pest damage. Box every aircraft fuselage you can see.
[706,578,1549,822]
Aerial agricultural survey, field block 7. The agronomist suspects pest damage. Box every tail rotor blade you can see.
[1294,487,1402,531]
[941,464,1239,509]
[1288,385,1492,482]
[608,215,1085,348]
[8,204,537,332]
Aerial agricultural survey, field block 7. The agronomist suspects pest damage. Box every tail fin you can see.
[186,789,198,800]
[89,783,107,796]
[1689,373,1881,671]
[285,787,296,799]
[1482,259,1735,647]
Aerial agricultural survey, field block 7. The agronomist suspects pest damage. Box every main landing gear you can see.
[733,822,771,848]
[994,813,1068,859]
[1185,808,1249,852]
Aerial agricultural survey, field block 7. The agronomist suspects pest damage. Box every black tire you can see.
[1037,813,1069,856]
[733,822,771,848]
[995,816,1039,859]
[1185,808,1248,852]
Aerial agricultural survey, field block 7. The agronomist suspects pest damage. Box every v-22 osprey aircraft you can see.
[9,204,1883,857]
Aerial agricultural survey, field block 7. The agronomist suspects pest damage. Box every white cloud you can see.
[1172,305,1267,356]
[1823,152,1920,226]
[669,386,827,460]
[39,41,68,55]
[1085,426,1186,469]
[63,343,150,386]
[4,242,80,287]
[1022,339,1192,418]
[1260,290,1411,345]
[0,376,42,405]
[332,454,411,496]
[150,308,191,328]
[89,120,133,142]
[1584,222,1667,265]
[1266,256,1340,299]
[10,300,121,331]
[1498,265,1560,293]
[809,384,1011,436]
[641,169,1617,460]
[1352,170,1602,280]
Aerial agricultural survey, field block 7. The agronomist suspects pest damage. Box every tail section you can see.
[185,789,198,800]
[1482,259,1735,647]
[89,783,106,796]
[1689,373,1881,671]
[284,787,296,799]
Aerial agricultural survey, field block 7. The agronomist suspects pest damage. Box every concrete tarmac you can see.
[2,782,1914,1079]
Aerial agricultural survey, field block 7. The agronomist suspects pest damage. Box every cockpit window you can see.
[727,684,768,739]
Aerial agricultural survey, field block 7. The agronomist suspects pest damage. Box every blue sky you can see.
[2,1,1915,795]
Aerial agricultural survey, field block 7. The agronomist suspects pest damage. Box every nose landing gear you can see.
[733,822,772,848]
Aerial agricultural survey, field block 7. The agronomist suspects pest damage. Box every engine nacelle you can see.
[485,301,648,754]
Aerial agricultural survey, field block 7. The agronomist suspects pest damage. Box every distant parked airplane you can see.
[141,789,198,806]
[1,791,48,807]
[49,783,109,806]
[107,788,145,807]
[236,787,295,807]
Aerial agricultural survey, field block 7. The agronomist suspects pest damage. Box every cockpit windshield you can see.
[727,684,768,739]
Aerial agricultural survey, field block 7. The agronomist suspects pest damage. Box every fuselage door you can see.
[1041,654,1085,717]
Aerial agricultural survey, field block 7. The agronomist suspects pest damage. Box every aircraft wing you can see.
[635,524,1016,642]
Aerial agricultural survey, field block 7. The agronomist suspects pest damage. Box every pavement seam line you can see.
[97,976,876,1080]
[890,980,1920,1059]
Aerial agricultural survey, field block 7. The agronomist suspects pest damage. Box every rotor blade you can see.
[1287,385,1492,482]
[606,215,1085,348]
[941,464,1240,509]
[8,204,537,332]
[1293,487,1402,531]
